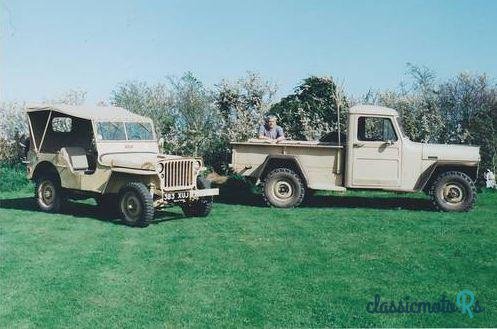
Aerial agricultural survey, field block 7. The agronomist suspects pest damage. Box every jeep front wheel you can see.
[430,171,476,212]
[35,175,63,212]
[118,182,154,227]
[263,168,305,208]
[181,177,213,217]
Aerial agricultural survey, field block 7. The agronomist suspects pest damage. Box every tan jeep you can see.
[25,104,219,227]
[231,105,480,211]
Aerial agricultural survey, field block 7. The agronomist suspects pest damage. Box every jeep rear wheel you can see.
[181,177,213,217]
[35,175,63,212]
[118,183,154,227]
[430,171,476,212]
[263,168,305,208]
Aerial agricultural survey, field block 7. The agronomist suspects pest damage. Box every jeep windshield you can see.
[96,121,154,141]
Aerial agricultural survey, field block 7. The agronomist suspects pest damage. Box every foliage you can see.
[111,81,175,138]
[365,64,497,176]
[213,72,277,170]
[0,102,28,165]
[166,73,221,159]
[0,89,88,165]
[0,164,31,192]
[271,76,348,141]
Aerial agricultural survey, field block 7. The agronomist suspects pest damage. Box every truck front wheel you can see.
[429,171,476,212]
[118,182,154,227]
[181,177,213,217]
[263,168,305,208]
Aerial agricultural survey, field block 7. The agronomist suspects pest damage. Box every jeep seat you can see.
[60,147,89,171]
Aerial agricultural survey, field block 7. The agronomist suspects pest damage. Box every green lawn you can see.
[1,182,496,328]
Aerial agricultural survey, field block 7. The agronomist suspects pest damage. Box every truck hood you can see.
[422,143,480,162]
[100,152,185,171]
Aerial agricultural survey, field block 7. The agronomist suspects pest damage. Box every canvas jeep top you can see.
[25,104,219,227]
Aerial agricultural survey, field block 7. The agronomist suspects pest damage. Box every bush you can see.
[0,165,31,193]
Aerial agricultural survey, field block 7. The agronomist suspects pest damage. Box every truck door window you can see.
[357,117,397,142]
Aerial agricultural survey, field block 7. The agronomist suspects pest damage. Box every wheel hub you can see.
[121,192,142,220]
[442,183,464,204]
[273,180,294,200]
[39,181,55,205]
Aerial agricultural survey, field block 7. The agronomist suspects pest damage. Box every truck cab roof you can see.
[348,105,399,116]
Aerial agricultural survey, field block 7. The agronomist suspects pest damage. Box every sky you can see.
[1,0,497,103]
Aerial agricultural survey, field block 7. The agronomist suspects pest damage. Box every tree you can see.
[111,81,174,138]
[167,72,220,158]
[212,72,277,171]
[270,76,348,141]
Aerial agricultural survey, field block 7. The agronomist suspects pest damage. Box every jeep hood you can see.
[422,143,480,162]
[100,152,184,171]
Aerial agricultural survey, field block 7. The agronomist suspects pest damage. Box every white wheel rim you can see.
[273,180,294,200]
[441,182,465,204]
[38,181,55,206]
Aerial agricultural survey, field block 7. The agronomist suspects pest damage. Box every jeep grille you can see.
[162,159,196,191]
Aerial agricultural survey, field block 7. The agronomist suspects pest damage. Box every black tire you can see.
[35,174,63,212]
[181,176,213,217]
[118,182,154,227]
[429,171,477,212]
[263,168,305,208]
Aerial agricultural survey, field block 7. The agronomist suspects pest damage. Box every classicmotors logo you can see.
[366,290,484,319]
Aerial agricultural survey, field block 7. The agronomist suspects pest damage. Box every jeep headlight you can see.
[193,160,202,173]
[157,162,165,174]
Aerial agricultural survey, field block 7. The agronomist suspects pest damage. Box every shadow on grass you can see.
[217,192,433,211]
[215,177,433,211]
[0,197,185,226]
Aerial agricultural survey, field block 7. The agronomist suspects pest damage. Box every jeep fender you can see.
[104,170,160,194]
[32,161,60,182]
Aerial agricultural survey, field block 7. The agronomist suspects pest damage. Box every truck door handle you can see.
[353,143,364,148]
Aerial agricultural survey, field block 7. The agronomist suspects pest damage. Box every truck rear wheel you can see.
[429,171,476,212]
[35,174,64,212]
[263,168,305,208]
[118,182,154,227]
[181,177,213,217]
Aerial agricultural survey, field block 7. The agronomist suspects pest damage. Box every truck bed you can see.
[231,140,345,191]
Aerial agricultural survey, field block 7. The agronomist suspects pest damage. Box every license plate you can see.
[163,191,190,201]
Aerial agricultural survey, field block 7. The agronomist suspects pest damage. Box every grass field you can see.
[1,168,496,328]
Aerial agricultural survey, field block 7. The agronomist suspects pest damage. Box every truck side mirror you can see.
[158,137,165,152]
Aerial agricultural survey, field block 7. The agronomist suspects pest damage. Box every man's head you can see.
[266,115,277,128]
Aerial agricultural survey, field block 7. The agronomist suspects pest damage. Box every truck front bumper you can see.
[191,188,219,197]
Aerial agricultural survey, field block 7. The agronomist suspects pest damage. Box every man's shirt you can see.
[259,124,284,139]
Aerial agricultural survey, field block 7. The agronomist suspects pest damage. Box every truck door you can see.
[349,116,401,187]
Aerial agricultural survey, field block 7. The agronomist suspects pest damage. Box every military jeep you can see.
[25,104,219,227]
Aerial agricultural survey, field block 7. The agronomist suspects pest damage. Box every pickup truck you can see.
[230,105,480,211]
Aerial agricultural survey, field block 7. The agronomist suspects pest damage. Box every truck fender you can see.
[415,162,478,192]
[256,154,309,186]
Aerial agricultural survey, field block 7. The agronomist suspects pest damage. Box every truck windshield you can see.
[96,121,154,141]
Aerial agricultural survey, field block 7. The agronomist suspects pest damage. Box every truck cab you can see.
[230,105,480,211]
